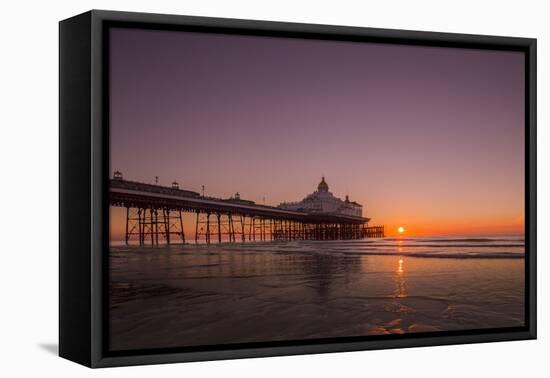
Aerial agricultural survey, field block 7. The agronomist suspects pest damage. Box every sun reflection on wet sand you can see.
[394,257,407,298]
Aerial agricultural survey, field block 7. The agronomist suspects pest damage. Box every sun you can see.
[397,226,405,234]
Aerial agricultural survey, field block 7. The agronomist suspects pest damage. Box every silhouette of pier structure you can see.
[110,173,384,245]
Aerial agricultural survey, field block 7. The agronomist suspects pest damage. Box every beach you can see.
[109,237,525,351]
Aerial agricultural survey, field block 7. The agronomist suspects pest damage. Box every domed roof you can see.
[317,176,329,192]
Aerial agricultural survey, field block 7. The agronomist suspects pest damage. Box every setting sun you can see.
[398,226,405,234]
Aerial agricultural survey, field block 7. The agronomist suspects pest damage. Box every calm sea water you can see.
[109,236,525,351]
[317,235,525,258]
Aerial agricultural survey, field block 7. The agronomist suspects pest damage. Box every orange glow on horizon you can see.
[382,218,524,237]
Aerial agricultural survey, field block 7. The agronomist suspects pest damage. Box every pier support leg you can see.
[195,211,199,244]
[154,209,159,245]
[261,218,265,241]
[124,207,129,245]
[206,213,211,244]
[217,213,222,243]
[163,208,170,245]
[149,208,154,245]
[228,214,235,242]
[179,210,185,243]
[138,209,144,246]
[241,215,245,242]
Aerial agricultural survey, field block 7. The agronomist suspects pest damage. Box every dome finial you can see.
[318,176,329,192]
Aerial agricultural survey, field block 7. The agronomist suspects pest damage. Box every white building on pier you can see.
[278,177,363,218]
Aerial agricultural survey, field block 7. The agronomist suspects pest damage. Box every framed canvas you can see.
[59,10,537,368]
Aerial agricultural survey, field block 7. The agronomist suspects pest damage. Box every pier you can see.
[110,176,384,245]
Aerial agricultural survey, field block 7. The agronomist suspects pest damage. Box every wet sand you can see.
[109,240,525,351]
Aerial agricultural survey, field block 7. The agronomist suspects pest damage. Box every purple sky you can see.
[110,27,525,236]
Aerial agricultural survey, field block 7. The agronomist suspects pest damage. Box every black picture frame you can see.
[59,9,537,368]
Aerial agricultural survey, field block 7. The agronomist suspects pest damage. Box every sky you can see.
[109,27,525,239]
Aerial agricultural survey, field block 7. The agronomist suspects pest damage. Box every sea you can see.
[109,236,525,351]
